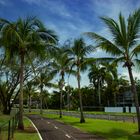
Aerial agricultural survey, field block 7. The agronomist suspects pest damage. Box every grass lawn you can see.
[26,109,136,117]
[0,114,10,125]
[14,117,40,140]
[42,113,140,140]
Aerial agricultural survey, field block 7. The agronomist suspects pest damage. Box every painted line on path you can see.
[65,134,71,138]
[26,117,43,140]
[54,126,58,129]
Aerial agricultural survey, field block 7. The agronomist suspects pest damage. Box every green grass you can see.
[42,113,140,140]
[0,114,10,125]
[27,109,136,116]
[14,117,40,140]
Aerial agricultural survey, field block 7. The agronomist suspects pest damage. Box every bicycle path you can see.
[27,114,105,140]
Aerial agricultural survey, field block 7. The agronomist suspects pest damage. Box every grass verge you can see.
[14,117,40,140]
[25,109,136,116]
[0,115,10,125]
[42,113,140,140]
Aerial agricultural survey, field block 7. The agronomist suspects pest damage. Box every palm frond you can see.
[85,32,123,56]
[130,44,140,58]
[127,8,140,47]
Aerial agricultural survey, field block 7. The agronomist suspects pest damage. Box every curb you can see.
[25,117,43,140]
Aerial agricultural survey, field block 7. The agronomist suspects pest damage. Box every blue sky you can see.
[0,0,140,87]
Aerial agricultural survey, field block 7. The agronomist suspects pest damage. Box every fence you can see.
[0,110,19,140]
[43,110,137,123]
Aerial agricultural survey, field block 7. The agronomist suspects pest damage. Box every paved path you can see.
[28,115,105,140]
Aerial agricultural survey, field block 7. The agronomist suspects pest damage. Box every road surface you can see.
[28,115,105,140]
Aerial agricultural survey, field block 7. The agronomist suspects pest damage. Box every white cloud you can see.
[90,0,137,19]
[0,0,11,6]
[0,0,5,5]
[22,0,72,18]
[22,0,42,5]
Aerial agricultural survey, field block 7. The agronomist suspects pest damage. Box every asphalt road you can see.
[28,115,105,140]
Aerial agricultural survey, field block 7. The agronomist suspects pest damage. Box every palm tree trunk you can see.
[98,78,101,106]
[67,90,70,111]
[59,87,62,118]
[29,94,31,113]
[59,74,64,118]
[18,54,24,130]
[127,66,140,133]
[40,85,43,114]
[77,67,85,123]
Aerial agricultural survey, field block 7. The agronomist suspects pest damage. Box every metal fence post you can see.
[133,116,135,123]
[8,120,11,140]
[0,127,1,140]
[12,117,14,139]
[123,116,125,122]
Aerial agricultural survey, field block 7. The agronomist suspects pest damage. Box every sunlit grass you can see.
[42,113,140,140]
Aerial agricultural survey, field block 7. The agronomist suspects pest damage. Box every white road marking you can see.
[26,117,43,140]
[65,134,71,138]
[47,122,50,124]
[46,121,77,140]
[54,126,58,129]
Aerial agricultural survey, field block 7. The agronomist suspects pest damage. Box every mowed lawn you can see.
[42,113,140,140]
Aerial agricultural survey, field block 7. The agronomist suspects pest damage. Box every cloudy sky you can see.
[0,0,140,87]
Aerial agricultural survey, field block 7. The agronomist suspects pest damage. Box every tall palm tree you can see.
[86,9,140,132]
[0,17,57,130]
[34,68,56,114]
[25,81,35,113]
[51,48,71,118]
[66,38,92,123]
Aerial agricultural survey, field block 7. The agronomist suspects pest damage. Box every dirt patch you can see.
[17,126,36,133]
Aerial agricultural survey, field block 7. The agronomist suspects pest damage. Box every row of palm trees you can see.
[0,8,140,133]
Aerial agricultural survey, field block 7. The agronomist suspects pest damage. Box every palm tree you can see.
[88,62,118,106]
[51,48,71,118]
[66,38,92,123]
[88,64,106,106]
[86,9,140,133]
[25,81,36,113]
[0,17,57,130]
[34,68,56,114]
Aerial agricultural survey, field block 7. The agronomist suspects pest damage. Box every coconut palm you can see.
[88,64,106,106]
[51,48,71,118]
[25,81,36,113]
[34,68,56,114]
[0,17,58,129]
[86,9,140,132]
[66,38,92,123]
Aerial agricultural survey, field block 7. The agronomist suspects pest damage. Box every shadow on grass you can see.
[90,128,140,140]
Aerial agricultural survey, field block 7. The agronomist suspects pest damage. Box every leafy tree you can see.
[86,9,140,132]
[0,17,57,129]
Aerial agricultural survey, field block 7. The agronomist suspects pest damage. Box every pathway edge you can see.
[25,116,43,140]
